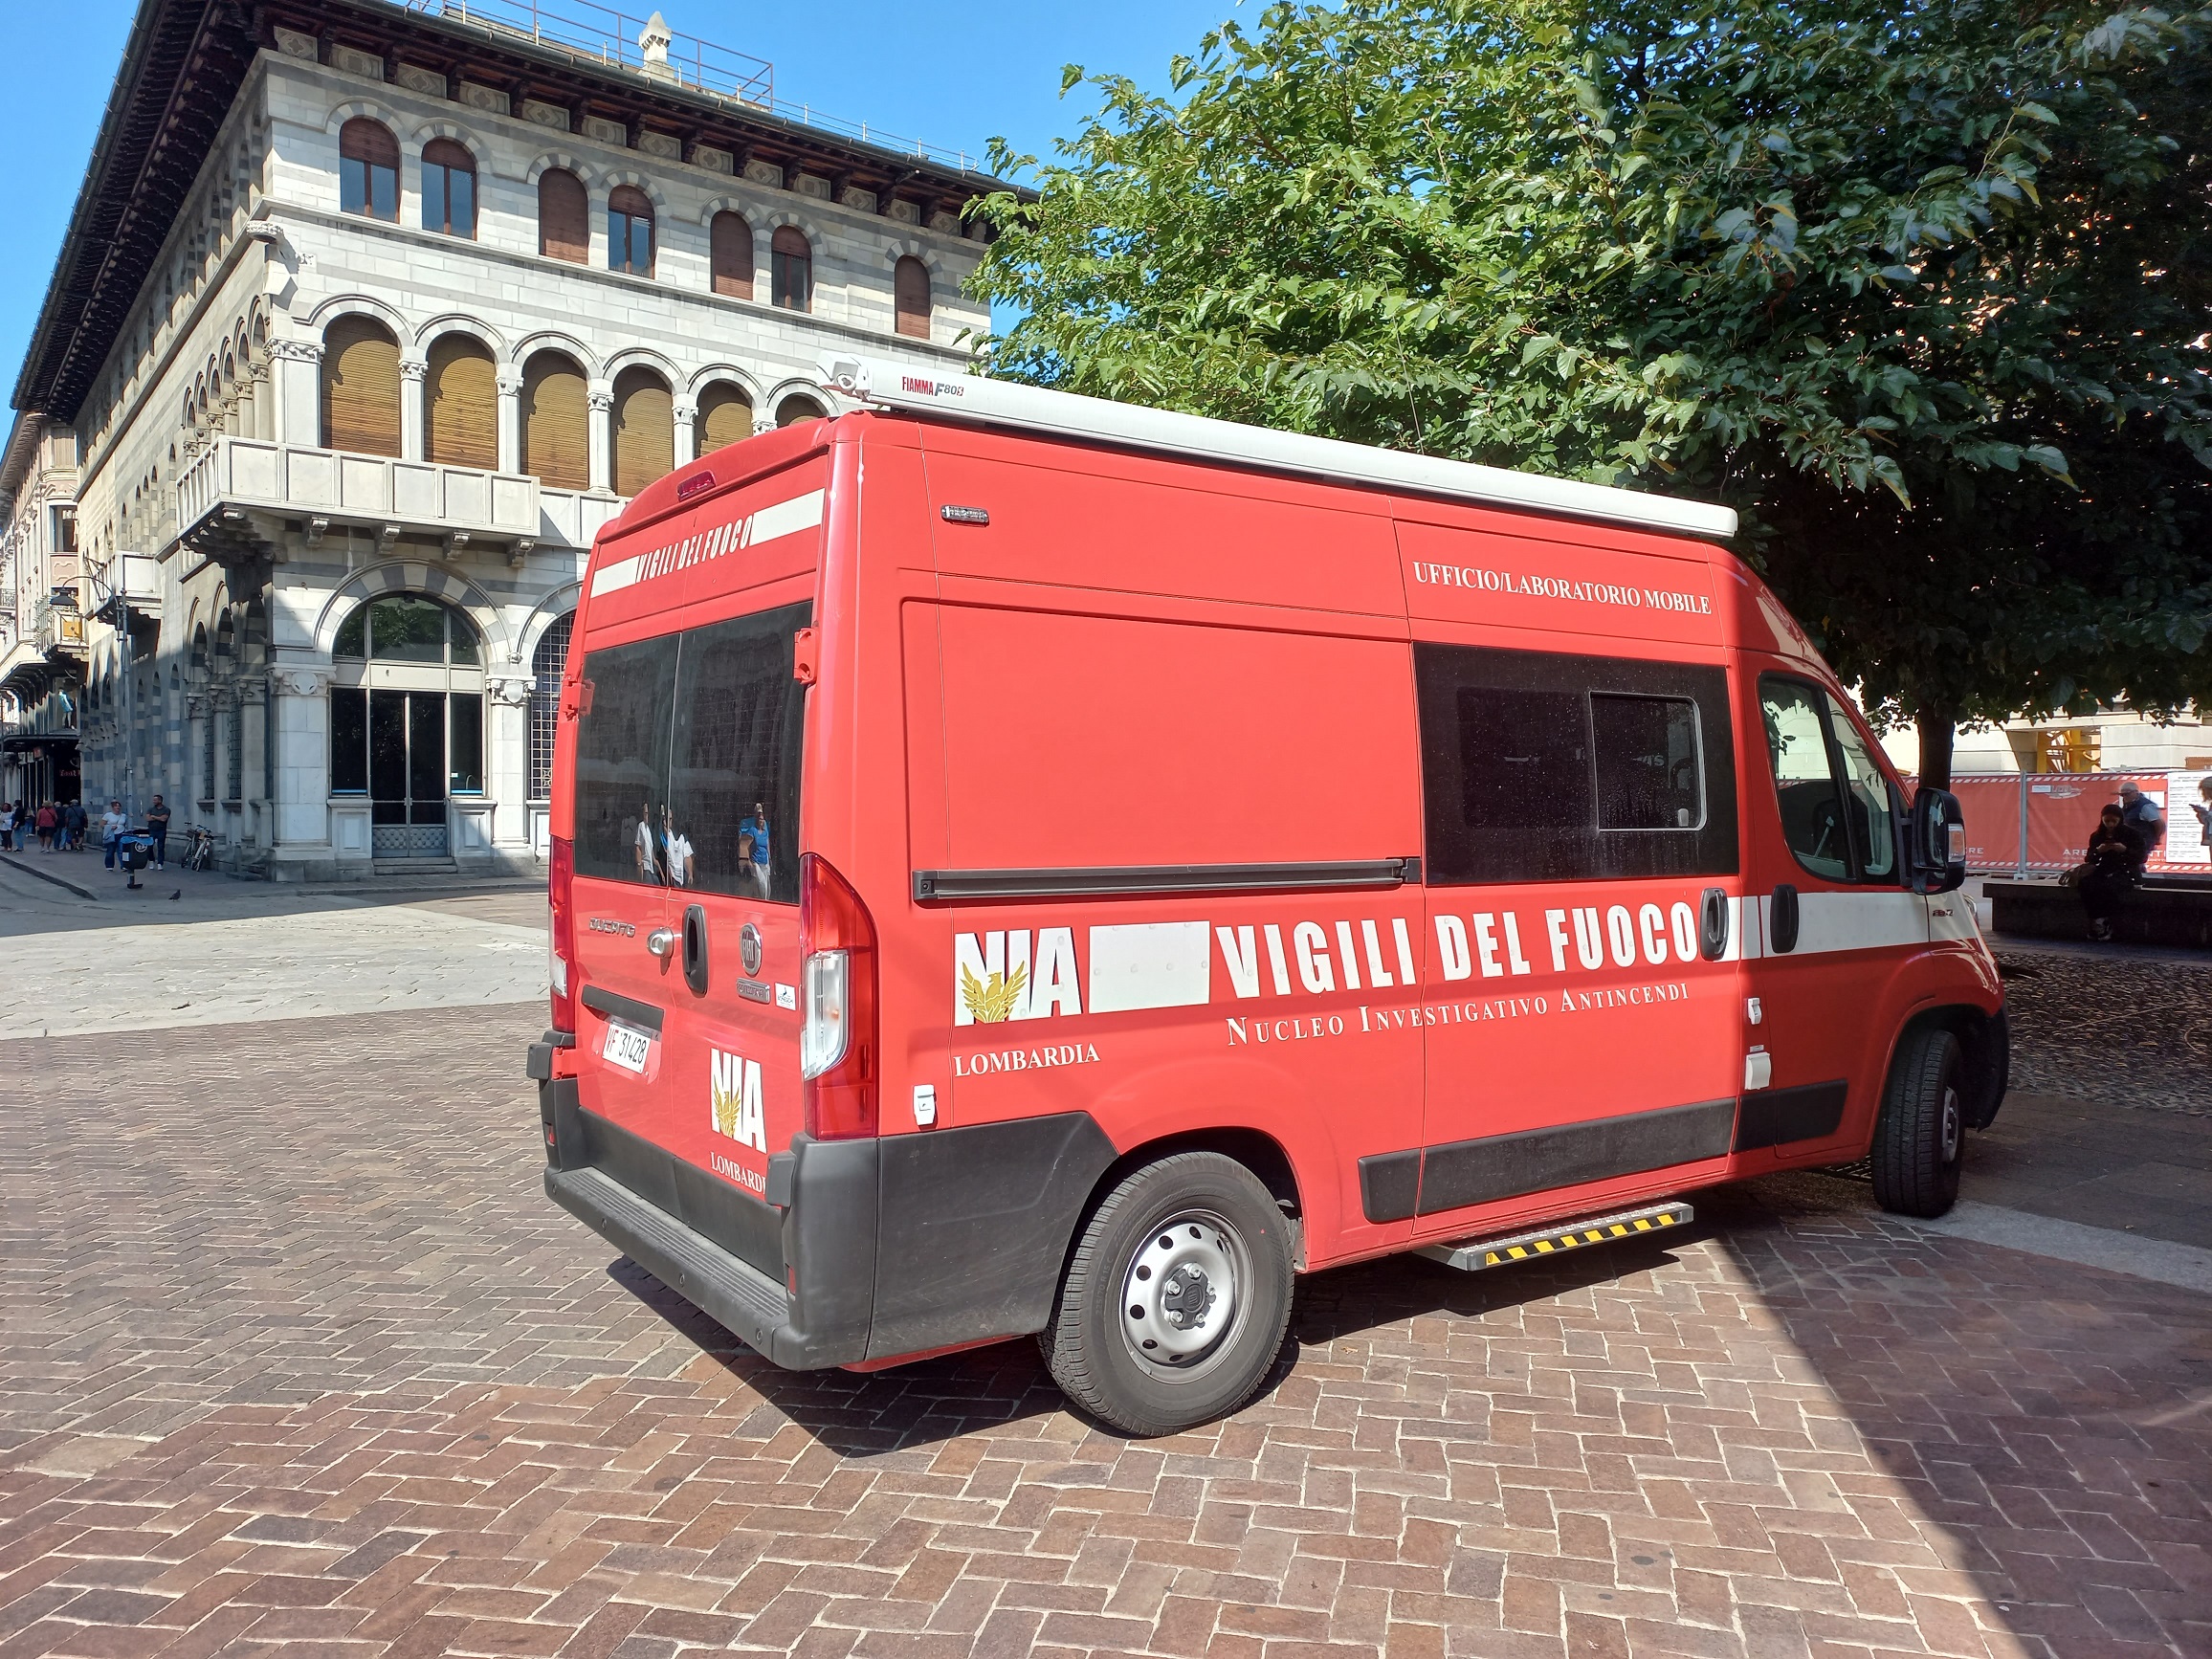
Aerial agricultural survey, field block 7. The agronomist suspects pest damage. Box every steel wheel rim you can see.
[1118,1208,1249,1382]
[1940,1084,1962,1164]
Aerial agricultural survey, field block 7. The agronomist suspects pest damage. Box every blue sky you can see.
[0,0,1238,411]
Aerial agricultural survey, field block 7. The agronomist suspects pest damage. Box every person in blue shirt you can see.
[740,802,772,896]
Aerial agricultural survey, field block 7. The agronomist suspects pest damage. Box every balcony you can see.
[33,598,86,658]
[177,438,554,552]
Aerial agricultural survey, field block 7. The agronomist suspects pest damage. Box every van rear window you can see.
[573,601,809,900]
[1416,644,1736,885]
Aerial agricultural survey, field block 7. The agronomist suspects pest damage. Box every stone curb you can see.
[0,852,101,900]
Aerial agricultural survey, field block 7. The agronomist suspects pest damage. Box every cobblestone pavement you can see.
[4,998,2207,1659]
[1992,942,2212,1115]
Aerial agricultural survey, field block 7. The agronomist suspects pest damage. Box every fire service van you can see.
[529,355,2004,1435]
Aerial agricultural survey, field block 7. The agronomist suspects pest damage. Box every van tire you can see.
[1041,1152,1293,1437]
[1871,1027,1965,1218]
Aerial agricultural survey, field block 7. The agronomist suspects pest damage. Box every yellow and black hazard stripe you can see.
[1419,1201,1694,1273]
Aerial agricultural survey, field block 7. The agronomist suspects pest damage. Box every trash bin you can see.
[122,836,150,872]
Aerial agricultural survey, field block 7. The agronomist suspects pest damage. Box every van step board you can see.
[1416,1201,1693,1272]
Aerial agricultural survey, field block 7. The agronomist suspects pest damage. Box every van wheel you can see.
[1871,1027,1965,1218]
[1041,1152,1293,1437]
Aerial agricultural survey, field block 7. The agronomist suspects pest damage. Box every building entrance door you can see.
[368,689,449,856]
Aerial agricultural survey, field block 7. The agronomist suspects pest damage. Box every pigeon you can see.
[168,890,182,900]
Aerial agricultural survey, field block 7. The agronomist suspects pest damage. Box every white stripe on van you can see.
[744,489,825,548]
[1088,921,1213,1014]
[588,556,640,597]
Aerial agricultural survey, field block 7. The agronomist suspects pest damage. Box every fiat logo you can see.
[740,923,763,978]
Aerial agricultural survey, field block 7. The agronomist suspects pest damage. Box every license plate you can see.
[602,1020,653,1074]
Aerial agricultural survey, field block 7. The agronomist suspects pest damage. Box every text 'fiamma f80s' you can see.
[533,355,2002,1436]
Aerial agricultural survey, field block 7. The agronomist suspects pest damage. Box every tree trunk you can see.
[1916,708,1957,791]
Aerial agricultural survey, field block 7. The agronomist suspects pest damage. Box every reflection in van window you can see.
[1826,692,1897,880]
[1592,695,1702,830]
[666,603,809,903]
[1761,678,1850,880]
[1416,644,1736,885]
[573,636,676,886]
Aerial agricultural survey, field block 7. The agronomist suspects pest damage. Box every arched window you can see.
[213,612,235,669]
[771,226,812,311]
[422,138,476,236]
[333,594,480,664]
[426,335,498,470]
[529,610,573,801]
[894,255,931,340]
[539,168,588,263]
[339,119,399,221]
[776,394,827,428]
[189,624,208,680]
[321,316,402,456]
[711,210,753,299]
[520,352,589,490]
[696,383,753,453]
[611,366,674,497]
[608,186,654,276]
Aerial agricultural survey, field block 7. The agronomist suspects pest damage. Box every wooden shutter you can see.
[697,384,753,453]
[321,317,401,457]
[772,226,811,311]
[540,169,588,263]
[521,354,589,490]
[895,255,931,339]
[612,368,674,498]
[340,118,399,169]
[427,336,497,471]
[711,211,753,299]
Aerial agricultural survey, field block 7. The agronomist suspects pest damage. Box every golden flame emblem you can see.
[960,962,1027,1024]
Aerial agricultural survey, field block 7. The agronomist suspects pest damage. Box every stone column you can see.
[243,676,270,846]
[270,666,332,857]
[269,339,324,448]
[496,368,523,475]
[587,383,614,493]
[672,397,697,467]
[400,356,429,462]
[250,362,273,440]
[488,673,534,853]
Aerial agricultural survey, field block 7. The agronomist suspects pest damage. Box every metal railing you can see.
[400,0,987,174]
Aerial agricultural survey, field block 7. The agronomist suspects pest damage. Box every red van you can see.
[529,355,2004,1435]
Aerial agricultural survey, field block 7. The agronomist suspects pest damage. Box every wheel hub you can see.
[1122,1211,1243,1368]
[1940,1085,1961,1163]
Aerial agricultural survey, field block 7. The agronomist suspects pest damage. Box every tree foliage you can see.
[969,0,2212,779]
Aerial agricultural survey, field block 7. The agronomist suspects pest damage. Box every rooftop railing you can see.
[400,0,987,174]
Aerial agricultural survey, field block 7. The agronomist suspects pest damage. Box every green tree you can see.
[970,0,2212,784]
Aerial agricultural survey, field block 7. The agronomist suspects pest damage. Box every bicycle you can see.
[183,826,217,873]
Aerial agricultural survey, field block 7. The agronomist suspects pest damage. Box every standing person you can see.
[2117,782,2164,876]
[0,802,12,852]
[2192,776,2212,847]
[740,800,772,897]
[35,800,56,851]
[660,805,694,889]
[145,794,170,870]
[64,799,87,852]
[2078,803,2144,941]
[631,798,660,884]
[100,799,128,870]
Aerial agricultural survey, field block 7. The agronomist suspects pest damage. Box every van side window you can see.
[666,603,810,903]
[1759,675,1899,884]
[1416,644,1736,885]
[573,636,677,886]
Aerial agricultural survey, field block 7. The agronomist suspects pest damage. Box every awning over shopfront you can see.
[0,730,79,752]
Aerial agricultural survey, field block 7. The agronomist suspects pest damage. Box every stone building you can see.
[4,0,1002,877]
[0,417,85,812]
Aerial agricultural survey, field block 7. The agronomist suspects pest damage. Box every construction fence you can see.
[1950,770,2212,876]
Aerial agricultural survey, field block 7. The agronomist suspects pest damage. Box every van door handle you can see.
[646,927,676,959]
[1770,884,1801,955]
[681,904,709,996]
[1698,887,1729,961]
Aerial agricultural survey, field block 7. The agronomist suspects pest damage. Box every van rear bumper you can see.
[540,1077,1120,1369]
[543,1163,844,1367]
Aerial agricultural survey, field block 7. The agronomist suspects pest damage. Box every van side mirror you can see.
[1910,787,1969,895]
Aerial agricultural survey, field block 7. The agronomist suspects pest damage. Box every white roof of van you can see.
[817,355,1738,542]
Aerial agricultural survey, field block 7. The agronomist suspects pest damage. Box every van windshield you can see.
[573,600,810,901]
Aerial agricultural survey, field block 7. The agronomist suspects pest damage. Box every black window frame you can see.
[1758,673,1906,888]
[1415,642,1738,886]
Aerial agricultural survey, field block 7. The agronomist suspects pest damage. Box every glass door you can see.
[368,689,450,856]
